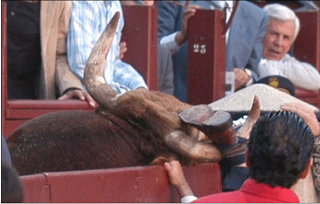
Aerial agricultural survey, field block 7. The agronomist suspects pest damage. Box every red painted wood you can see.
[2,1,8,135]
[294,12,320,70]
[7,100,94,109]
[3,120,28,138]
[293,11,320,109]
[187,9,226,105]
[122,5,158,91]
[20,174,50,203]
[20,163,221,203]
[4,100,95,136]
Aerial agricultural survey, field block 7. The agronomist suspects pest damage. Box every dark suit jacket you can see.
[158,1,269,102]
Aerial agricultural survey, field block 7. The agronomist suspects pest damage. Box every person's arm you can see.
[55,1,96,107]
[157,44,174,95]
[157,1,181,54]
[158,2,200,55]
[233,68,252,91]
[244,10,269,82]
[175,5,200,47]
[113,60,148,92]
[261,55,320,91]
[164,160,198,203]
[281,103,320,137]
[233,9,268,90]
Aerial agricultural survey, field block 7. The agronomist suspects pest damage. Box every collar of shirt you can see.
[205,1,234,10]
[205,1,234,43]
[240,179,299,202]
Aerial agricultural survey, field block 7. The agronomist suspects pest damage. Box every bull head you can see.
[83,12,260,164]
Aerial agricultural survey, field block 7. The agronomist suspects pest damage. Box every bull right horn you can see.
[236,96,261,140]
[84,12,120,109]
[164,130,223,163]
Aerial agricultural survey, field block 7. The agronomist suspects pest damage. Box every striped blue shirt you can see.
[67,1,148,94]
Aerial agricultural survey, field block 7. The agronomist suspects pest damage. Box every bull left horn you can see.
[84,12,120,109]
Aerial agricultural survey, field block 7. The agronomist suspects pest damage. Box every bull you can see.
[5,12,318,203]
[5,12,259,176]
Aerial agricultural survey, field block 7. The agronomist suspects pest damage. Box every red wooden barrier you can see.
[294,11,320,109]
[21,163,222,203]
[20,174,50,203]
[1,1,8,136]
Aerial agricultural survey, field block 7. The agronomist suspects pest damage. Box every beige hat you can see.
[209,84,319,112]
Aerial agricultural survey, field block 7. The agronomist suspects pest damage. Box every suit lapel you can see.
[226,2,249,69]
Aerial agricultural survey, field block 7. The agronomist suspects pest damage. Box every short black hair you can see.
[248,111,314,188]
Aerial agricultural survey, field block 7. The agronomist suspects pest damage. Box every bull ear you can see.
[84,12,120,109]
[236,96,261,140]
[164,130,223,163]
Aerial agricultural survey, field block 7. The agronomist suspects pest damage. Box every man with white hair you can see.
[258,3,320,91]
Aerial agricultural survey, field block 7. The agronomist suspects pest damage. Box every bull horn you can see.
[164,130,223,163]
[84,12,120,109]
[236,96,261,140]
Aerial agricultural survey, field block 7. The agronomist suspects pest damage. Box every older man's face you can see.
[263,18,295,61]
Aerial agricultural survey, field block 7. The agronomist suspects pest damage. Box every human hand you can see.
[175,4,201,46]
[281,103,320,137]
[164,160,194,197]
[119,42,127,60]
[58,89,97,108]
[143,1,154,6]
[233,68,249,91]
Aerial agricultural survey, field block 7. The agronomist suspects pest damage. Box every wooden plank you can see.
[293,11,320,108]
[20,174,50,203]
[187,9,226,105]
[122,5,158,91]
[20,163,221,203]
[2,1,8,132]
[294,11,320,70]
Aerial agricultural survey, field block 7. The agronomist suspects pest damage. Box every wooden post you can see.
[187,9,226,105]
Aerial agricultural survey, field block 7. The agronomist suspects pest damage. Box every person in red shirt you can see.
[164,104,316,203]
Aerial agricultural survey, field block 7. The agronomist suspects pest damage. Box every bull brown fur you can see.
[6,13,259,176]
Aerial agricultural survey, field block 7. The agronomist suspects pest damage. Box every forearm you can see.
[159,32,181,55]
[176,182,194,198]
[282,61,320,91]
[114,60,148,91]
[264,59,320,91]
[158,1,182,54]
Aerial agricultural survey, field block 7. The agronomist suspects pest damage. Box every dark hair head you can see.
[248,111,314,188]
